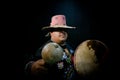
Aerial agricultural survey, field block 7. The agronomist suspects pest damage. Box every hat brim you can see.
[41,26,76,31]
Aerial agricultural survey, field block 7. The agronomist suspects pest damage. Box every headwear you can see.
[42,15,76,31]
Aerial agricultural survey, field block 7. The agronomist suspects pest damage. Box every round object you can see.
[74,40,108,77]
[41,42,64,65]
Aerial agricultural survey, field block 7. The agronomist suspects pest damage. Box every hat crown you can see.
[41,14,76,32]
[50,15,66,26]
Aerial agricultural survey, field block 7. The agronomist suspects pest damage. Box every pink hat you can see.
[42,15,76,31]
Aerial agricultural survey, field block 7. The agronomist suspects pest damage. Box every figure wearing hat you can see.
[24,15,76,80]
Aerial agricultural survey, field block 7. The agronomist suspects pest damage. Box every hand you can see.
[31,59,48,75]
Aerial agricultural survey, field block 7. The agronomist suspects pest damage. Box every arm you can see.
[30,59,48,75]
[24,47,48,76]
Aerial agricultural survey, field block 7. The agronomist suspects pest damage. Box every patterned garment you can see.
[56,48,75,80]
[63,56,74,80]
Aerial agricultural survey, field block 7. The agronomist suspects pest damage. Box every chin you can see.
[60,38,66,41]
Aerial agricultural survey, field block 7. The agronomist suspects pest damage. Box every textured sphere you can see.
[74,40,108,77]
[41,42,64,65]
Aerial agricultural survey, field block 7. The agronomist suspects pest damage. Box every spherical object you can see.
[74,40,109,77]
[41,42,64,66]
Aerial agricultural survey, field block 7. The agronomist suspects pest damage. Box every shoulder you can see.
[38,40,53,50]
[35,40,53,58]
[66,43,75,54]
